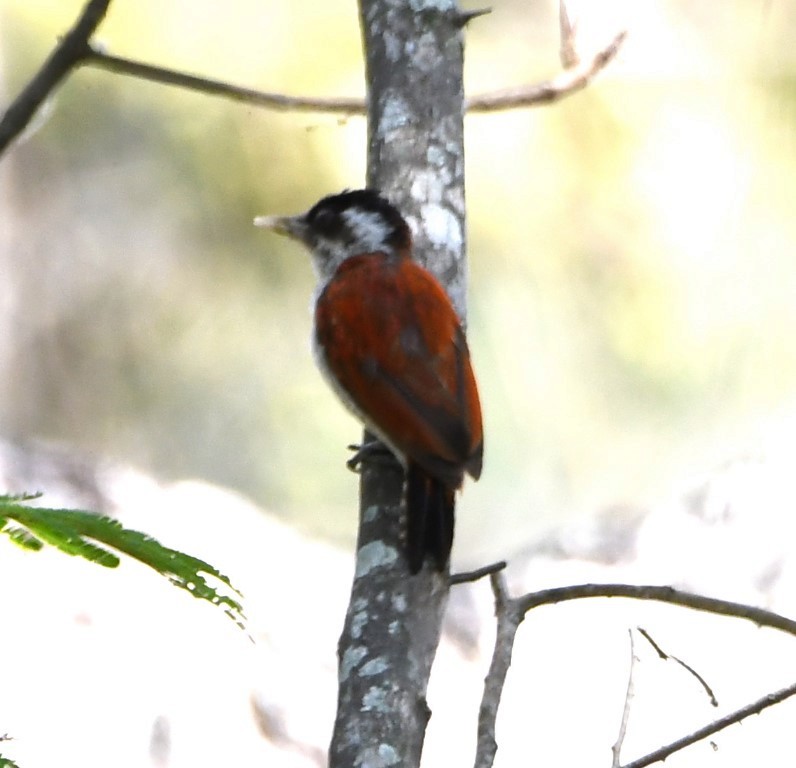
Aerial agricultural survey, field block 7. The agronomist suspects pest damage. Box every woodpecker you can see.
[255,189,483,573]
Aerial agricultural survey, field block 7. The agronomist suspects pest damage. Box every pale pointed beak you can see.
[253,213,309,243]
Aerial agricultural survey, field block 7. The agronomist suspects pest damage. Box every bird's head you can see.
[255,189,411,282]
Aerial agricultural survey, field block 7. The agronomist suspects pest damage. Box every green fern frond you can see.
[0,495,245,628]
[0,523,44,552]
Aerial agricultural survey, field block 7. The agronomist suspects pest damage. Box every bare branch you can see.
[465,30,626,113]
[637,627,718,707]
[0,0,112,156]
[83,30,625,117]
[473,572,523,768]
[471,579,796,767]
[85,28,625,118]
[84,46,365,115]
[620,681,796,768]
[84,31,625,117]
[611,629,637,768]
[82,22,622,120]
[450,560,507,586]
[517,583,796,638]
[1,2,624,160]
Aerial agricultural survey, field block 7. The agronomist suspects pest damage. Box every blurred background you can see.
[2,0,796,566]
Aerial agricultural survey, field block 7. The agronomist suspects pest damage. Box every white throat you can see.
[310,208,397,286]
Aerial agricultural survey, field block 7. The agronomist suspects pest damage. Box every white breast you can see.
[310,331,407,469]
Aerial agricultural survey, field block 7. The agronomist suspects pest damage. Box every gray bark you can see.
[328,1,468,766]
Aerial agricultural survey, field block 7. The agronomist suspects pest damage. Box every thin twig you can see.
[620,681,796,768]
[456,7,493,27]
[611,629,637,768]
[558,0,580,67]
[517,583,796,639]
[450,560,507,586]
[466,30,626,112]
[636,626,670,660]
[84,47,365,114]
[637,627,718,707]
[0,0,112,155]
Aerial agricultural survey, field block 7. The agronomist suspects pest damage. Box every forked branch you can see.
[0,0,626,162]
[473,577,796,768]
[0,0,111,154]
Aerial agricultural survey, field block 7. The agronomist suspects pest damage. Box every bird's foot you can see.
[346,440,398,473]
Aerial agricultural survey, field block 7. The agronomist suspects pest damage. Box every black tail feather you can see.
[405,463,455,573]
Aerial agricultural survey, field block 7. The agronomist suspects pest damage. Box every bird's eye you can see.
[310,207,340,236]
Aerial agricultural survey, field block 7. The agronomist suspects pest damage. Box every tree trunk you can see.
[328,1,469,766]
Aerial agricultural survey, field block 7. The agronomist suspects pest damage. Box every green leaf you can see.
[0,495,245,628]
[1,523,44,552]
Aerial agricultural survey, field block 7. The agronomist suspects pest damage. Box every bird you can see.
[254,189,483,573]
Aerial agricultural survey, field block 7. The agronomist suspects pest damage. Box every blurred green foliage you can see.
[2,0,796,563]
